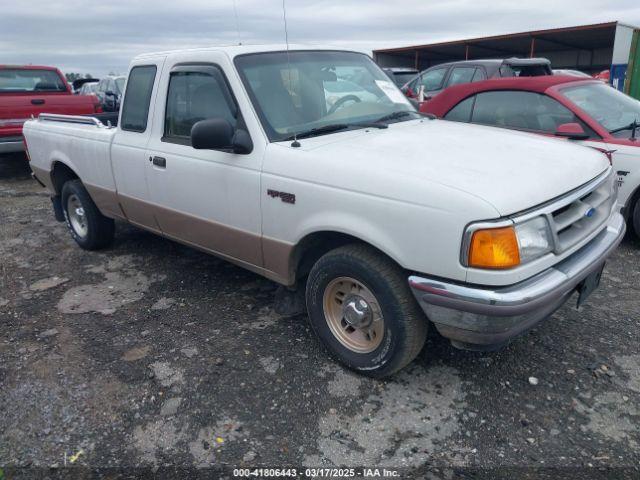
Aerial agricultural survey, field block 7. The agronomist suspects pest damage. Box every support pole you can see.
[530,37,536,58]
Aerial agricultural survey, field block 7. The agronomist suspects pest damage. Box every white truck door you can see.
[144,54,265,268]
[111,59,165,232]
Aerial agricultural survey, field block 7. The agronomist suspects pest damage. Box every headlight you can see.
[466,216,553,269]
[514,216,553,263]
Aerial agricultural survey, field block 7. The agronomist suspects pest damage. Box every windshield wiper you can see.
[374,110,415,123]
[285,123,350,141]
[373,110,433,124]
[609,119,640,140]
[284,122,387,141]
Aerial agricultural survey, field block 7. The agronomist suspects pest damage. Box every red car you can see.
[422,75,640,238]
[1,65,102,154]
[593,69,610,83]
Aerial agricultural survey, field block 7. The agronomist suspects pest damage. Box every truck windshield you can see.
[234,51,415,141]
[0,69,67,93]
[561,82,640,138]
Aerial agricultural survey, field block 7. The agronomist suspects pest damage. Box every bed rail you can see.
[37,113,108,127]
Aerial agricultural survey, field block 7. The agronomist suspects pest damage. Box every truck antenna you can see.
[232,0,242,45]
[282,0,300,147]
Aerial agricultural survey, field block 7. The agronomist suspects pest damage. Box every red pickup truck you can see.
[1,65,102,154]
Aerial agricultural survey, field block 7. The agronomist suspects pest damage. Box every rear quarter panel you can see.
[23,120,117,195]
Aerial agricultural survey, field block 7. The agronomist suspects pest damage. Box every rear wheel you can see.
[61,179,114,250]
[306,244,427,378]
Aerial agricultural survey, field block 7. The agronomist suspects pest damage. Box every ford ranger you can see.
[23,46,625,377]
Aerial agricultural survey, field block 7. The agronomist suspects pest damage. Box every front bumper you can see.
[0,136,24,154]
[409,212,626,349]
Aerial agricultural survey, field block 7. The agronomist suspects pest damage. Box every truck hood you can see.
[297,119,609,216]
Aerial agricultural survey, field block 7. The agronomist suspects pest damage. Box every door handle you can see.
[151,156,166,168]
[31,99,45,105]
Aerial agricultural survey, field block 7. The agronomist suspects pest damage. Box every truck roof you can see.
[133,44,355,61]
[0,65,60,70]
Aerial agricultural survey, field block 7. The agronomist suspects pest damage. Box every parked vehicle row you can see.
[78,82,99,95]
[71,78,99,94]
[93,76,126,112]
[73,75,126,111]
[23,46,624,377]
[0,65,102,153]
[401,57,552,103]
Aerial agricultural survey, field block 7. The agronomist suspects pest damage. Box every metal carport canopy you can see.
[373,22,621,72]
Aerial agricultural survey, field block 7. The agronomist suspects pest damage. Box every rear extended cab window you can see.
[0,68,67,93]
[120,65,157,132]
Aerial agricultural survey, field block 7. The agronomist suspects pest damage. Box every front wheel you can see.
[306,244,427,378]
[632,197,640,240]
[61,179,115,250]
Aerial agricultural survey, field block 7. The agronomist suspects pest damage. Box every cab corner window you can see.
[120,65,157,132]
[164,67,237,144]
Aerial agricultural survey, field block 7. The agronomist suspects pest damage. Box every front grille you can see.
[547,172,615,253]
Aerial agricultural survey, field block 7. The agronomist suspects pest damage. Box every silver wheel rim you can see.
[322,276,384,353]
[67,194,88,238]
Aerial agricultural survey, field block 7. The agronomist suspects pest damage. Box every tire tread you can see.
[307,243,427,377]
[62,179,115,250]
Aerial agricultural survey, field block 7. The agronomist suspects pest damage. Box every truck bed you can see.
[86,112,119,127]
[23,114,118,195]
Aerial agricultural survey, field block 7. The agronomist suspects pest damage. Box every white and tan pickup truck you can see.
[23,45,625,377]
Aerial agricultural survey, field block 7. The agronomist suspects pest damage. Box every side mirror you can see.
[191,118,253,154]
[403,86,414,98]
[555,122,589,140]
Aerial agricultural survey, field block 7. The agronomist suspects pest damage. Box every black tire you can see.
[633,197,640,240]
[306,244,427,378]
[61,179,114,250]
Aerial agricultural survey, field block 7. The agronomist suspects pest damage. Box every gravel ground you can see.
[0,153,639,479]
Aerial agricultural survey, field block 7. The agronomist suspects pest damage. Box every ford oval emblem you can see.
[584,207,596,218]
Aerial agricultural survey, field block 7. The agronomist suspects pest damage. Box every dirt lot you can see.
[1,153,639,478]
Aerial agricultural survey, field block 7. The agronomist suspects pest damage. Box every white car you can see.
[553,69,592,78]
[23,45,625,377]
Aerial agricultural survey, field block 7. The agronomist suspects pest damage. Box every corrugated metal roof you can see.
[373,22,623,54]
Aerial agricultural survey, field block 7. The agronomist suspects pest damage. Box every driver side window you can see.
[163,67,237,144]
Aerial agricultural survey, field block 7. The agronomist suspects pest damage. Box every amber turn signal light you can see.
[468,226,520,269]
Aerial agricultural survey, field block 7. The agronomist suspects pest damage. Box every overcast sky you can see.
[1,0,640,77]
